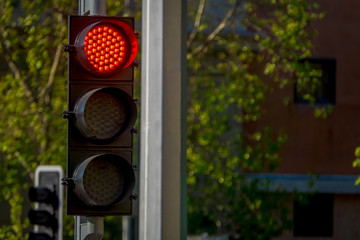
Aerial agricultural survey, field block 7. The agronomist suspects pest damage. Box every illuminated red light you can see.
[74,20,138,77]
[84,25,128,73]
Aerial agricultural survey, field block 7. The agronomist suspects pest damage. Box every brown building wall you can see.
[258,0,360,176]
[252,1,360,239]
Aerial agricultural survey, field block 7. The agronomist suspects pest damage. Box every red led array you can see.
[84,25,127,73]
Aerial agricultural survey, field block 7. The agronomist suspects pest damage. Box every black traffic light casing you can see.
[28,166,64,240]
[63,15,138,216]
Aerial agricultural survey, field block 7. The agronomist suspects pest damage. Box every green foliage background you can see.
[0,0,323,239]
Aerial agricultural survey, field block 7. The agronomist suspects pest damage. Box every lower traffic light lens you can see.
[84,157,124,206]
[73,154,135,208]
[28,210,58,231]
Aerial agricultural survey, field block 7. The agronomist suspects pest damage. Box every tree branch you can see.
[188,0,241,59]
[39,43,63,104]
[187,0,207,48]
[39,12,64,104]
[1,30,35,104]
[8,60,35,104]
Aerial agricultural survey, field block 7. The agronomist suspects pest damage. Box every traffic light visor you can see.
[75,20,138,76]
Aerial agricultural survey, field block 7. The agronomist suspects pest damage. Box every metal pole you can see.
[78,0,105,16]
[89,0,106,16]
[139,0,163,238]
[75,1,106,240]
[139,0,187,239]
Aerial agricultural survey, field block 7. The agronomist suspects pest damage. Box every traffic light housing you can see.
[63,16,138,216]
[28,166,63,240]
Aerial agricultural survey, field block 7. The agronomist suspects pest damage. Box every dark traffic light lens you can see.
[74,87,137,141]
[73,154,135,208]
[83,157,125,206]
[84,91,126,139]
[28,210,58,231]
[29,187,58,209]
[29,187,52,203]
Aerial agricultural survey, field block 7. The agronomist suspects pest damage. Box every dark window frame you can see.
[294,58,336,105]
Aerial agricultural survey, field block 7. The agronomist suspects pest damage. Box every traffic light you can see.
[63,16,138,216]
[28,166,63,240]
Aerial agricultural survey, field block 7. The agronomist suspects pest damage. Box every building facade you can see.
[251,1,360,239]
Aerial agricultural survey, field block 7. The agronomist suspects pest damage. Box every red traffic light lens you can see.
[75,20,138,76]
[84,25,127,73]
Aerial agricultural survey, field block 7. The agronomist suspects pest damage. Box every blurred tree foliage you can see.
[353,147,360,185]
[186,0,323,238]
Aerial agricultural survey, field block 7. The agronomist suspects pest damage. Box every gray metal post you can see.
[139,0,163,238]
[139,0,187,239]
[74,1,106,240]
[78,0,105,16]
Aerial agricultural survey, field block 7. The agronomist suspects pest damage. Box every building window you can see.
[294,58,336,104]
[293,193,334,237]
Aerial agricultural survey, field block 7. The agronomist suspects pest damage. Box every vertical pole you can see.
[89,0,106,16]
[139,0,187,239]
[139,0,163,238]
[78,0,105,16]
[75,1,106,240]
